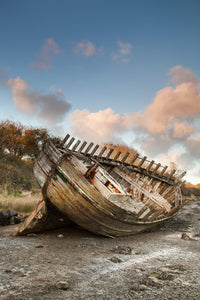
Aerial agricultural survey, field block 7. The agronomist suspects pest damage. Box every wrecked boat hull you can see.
[18,135,187,237]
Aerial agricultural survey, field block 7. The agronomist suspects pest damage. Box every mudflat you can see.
[0,200,200,300]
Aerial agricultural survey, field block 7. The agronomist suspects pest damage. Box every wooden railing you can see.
[59,134,186,186]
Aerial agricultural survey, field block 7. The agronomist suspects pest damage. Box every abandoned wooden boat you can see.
[17,134,187,237]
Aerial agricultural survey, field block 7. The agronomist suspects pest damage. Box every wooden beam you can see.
[90,145,99,156]
[61,133,70,146]
[84,143,94,154]
[138,156,147,168]
[65,137,75,149]
[78,141,87,153]
[121,152,130,163]
[168,169,176,180]
[106,149,114,159]
[146,160,155,172]
[130,153,139,165]
[72,140,81,151]
[152,163,161,175]
[113,151,121,161]
[160,166,168,176]
[98,146,107,157]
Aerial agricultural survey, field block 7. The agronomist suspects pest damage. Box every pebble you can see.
[111,245,132,255]
[181,233,191,240]
[110,257,123,263]
[56,281,70,290]
[148,276,162,286]
[35,245,44,248]
[57,234,64,239]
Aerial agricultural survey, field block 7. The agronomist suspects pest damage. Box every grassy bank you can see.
[0,192,41,214]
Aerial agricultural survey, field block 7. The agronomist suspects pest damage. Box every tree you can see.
[21,128,50,158]
[0,120,23,157]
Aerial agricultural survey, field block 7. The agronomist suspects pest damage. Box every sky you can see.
[0,0,200,184]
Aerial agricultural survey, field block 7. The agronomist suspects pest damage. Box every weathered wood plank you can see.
[113,151,121,161]
[121,152,130,163]
[160,166,168,176]
[130,153,139,165]
[84,143,94,154]
[138,156,147,168]
[152,163,161,175]
[65,137,75,149]
[106,149,114,159]
[72,140,81,151]
[146,160,155,172]
[78,141,87,153]
[168,169,176,180]
[98,146,107,157]
[90,145,99,156]
[61,133,70,146]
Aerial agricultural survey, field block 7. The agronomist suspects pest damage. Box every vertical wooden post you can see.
[106,149,114,159]
[130,153,139,165]
[168,169,176,180]
[160,166,168,176]
[65,137,75,149]
[61,134,70,146]
[121,152,130,163]
[152,163,161,175]
[72,140,81,151]
[84,143,94,154]
[113,151,121,161]
[146,160,155,172]
[78,141,87,153]
[90,145,99,156]
[98,146,107,157]
[138,156,147,168]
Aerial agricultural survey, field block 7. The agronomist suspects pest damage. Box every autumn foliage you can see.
[0,120,58,158]
[0,120,61,194]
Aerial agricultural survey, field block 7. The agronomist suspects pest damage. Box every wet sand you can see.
[0,200,200,299]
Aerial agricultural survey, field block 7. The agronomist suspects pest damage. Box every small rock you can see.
[35,245,44,248]
[57,234,64,239]
[110,257,123,263]
[181,233,191,240]
[148,276,162,286]
[138,284,147,291]
[4,269,12,273]
[110,245,132,255]
[56,281,70,290]
[158,272,175,281]
[129,283,147,292]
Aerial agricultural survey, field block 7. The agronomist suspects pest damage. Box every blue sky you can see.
[0,0,200,184]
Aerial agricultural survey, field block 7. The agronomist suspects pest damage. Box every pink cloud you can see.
[118,41,132,55]
[168,65,197,85]
[112,41,132,62]
[172,121,195,138]
[68,66,200,183]
[137,80,200,135]
[7,76,71,125]
[33,38,63,71]
[74,41,96,57]
[69,108,130,143]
